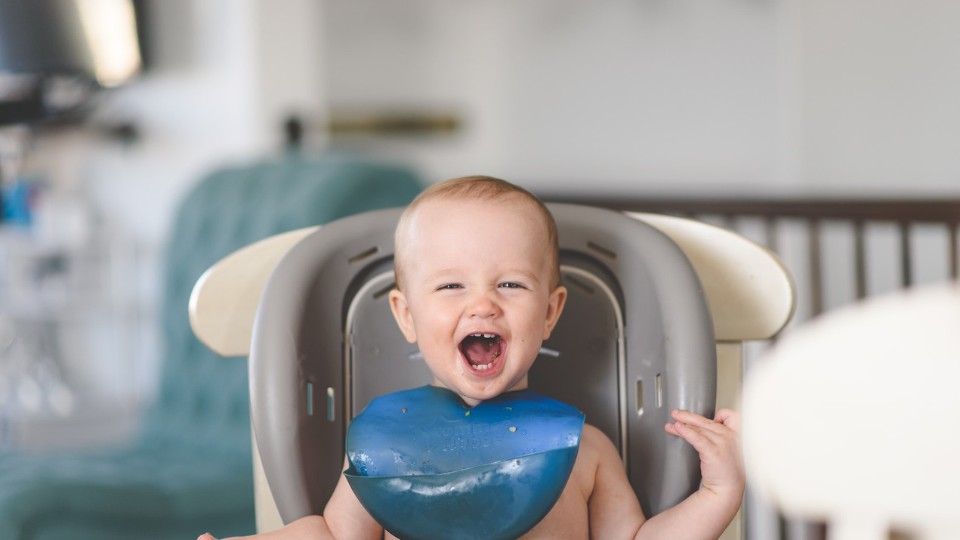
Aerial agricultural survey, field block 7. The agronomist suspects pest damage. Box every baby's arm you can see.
[199,458,383,540]
[636,408,744,539]
[588,408,744,540]
[322,460,384,539]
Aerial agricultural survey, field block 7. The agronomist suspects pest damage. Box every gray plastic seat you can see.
[249,203,717,523]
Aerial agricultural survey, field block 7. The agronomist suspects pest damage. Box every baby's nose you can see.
[467,291,501,318]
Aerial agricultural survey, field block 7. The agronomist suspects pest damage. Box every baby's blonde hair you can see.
[393,175,560,289]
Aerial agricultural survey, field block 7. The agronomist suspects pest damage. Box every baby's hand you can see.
[664,409,745,498]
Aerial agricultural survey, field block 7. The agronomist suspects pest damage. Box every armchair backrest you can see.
[141,157,423,455]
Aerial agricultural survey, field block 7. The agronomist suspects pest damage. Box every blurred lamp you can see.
[0,0,142,87]
[0,0,145,125]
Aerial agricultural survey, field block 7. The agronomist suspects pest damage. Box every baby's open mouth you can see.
[459,333,503,372]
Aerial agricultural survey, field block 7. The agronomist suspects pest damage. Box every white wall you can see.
[324,0,784,195]
[792,0,960,194]
[323,0,960,197]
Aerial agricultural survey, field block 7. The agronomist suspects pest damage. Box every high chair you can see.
[742,282,960,540]
[190,203,795,539]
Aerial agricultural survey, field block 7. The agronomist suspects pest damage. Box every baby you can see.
[201,175,743,540]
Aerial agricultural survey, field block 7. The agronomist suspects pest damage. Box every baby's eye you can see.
[437,283,463,291]
[498,282,525,289]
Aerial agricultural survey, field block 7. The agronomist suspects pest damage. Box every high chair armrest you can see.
[628,212,796,341]
[189,226,319,357]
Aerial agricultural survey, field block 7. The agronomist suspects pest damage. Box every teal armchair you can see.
[0,156,423,539]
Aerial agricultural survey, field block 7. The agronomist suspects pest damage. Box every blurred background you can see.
[0,0,957,538]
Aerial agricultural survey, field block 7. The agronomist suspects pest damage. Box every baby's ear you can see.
[542,285,568,339]
[389,288,418,343]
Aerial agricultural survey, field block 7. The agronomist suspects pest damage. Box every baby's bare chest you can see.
[517,481,590,539]
[382,481,589,540]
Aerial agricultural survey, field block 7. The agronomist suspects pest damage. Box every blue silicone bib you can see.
[344,385,584,540]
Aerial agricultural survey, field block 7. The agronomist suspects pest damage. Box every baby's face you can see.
[389,196,566,406]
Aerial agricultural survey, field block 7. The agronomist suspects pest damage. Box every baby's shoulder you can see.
[563,422,630,510]
[579,423,621,461]
[570,423,622,488]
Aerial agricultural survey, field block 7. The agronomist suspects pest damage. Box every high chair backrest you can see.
[190,203,795,536]
[249,203,716,523]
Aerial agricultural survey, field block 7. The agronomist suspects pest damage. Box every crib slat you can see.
[807,219,824,316]
[853,220,867,299]
[899,221,913,287]
[764,217,779,254]
[949,222,958,280]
